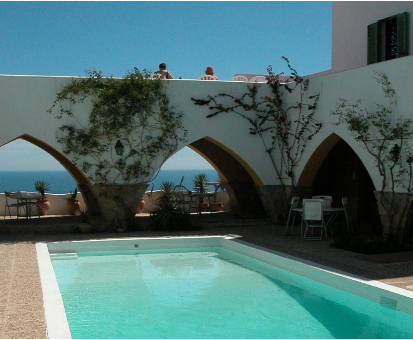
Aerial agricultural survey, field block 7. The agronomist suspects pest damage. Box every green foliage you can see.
[159,181,175,195]
[65,187,78,201]
[34,180,50,197]
[193,173,209,193]
[156,181,175,207]
[79,208,90,223]
[151,204,193,231]
[49,68,187,187]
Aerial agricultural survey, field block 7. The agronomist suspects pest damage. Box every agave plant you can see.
[65,187,78,201]
[193,173,209,193]
[160,181,175,196]
[156,181,175,208]
[34,180,50,197]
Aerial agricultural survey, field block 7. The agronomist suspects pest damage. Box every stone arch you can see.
[297,133,380,227]
[188,136,266,215]
[297,133,376,187]
[18,134,102,216]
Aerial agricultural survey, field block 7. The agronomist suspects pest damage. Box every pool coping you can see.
[37,236,413,339]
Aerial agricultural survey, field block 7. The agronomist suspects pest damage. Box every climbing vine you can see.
[48,68,187,227]
[191,57,322,220]
[332,72,413,243]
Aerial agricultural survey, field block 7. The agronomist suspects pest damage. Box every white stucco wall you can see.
[332,1,413,73]
[294,56,413,191]
[1,56,413,193]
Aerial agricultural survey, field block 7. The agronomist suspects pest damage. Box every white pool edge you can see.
[37,236,413,338]
[36,243,72,339]
[224,238,413,314]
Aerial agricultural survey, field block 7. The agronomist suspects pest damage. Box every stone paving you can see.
[0,213,413,338]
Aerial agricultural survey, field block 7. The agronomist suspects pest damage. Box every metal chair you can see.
[285,196,300,236]
[173,185,194,214]
[301,199,325,240]
[231,75,248,82]
[342,197,353,233]
[4,191,26,219]
[312,195,333,233]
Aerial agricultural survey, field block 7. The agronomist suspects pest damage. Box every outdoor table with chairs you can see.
[190,192,214,214]
[173,184,215,215]
[4,191,42,219]
[285,195,351,240]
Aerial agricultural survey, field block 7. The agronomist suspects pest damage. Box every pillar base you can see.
[92,183,148,231]
[257,185,313,224]
[374,191,413,241]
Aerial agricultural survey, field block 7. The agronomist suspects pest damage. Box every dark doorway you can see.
[312,140,381,233]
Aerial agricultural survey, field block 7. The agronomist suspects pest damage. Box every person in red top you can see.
[205,66,218,80]
[155,63,173,79]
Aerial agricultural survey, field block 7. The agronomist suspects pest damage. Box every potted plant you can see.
[34,180,51,215]
[78,208,93,233]
[158,181,175,205]
[193,173,209,211]
[65,187,81,215]
[193,173,209,193]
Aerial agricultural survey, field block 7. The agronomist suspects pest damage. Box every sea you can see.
[0,169,219,194]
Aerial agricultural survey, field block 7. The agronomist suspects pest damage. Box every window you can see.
[368,12,409,64]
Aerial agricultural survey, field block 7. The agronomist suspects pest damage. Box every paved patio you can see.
[1,213,413,338]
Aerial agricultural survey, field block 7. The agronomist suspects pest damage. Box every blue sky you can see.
[0,1,332,171]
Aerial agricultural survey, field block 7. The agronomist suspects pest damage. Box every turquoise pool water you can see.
[51,247,413,339]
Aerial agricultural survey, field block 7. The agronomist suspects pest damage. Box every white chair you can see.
[249,76,267,83]
[231,75,248,82]
[4,192,26,219]
[301,199,325,240]
[342,197,353,233]
[313,195,333,234]
[312,195,333,208]
[285,196,300,236]
[197,75,217,80]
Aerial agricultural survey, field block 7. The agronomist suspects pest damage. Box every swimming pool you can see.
[37,236,413,339]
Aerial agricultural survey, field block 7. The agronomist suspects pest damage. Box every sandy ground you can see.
[0,213,413,338]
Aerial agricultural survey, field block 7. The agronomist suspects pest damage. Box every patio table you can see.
[190,192,214,214]
[17,194,42,219]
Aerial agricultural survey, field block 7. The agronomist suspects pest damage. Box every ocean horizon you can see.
[0,169,219,194]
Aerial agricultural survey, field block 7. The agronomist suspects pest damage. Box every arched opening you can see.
[188,136,266,215]
[1,135,102,217]
[299,135,381,232]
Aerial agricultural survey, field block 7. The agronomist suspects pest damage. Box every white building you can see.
[0,2,412,237]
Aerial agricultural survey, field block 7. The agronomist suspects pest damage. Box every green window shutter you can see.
[397,12,409,57]
[368,22,379,64]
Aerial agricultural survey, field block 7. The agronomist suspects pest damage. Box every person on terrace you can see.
[205,66,218,80]
[155,63,173,79]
